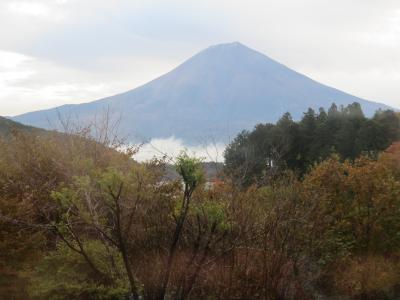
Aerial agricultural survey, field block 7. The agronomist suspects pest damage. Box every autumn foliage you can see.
[1,121,400,299]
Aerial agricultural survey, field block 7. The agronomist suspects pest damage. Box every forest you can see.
[225,102,400,186]
[1,103,400,300]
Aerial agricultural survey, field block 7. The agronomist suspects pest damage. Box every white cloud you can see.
[8,1,50,17]
[0,51,34,89]
[134,136,226,163]
[0,48,176,116]
[0,50,31,68]
[0,51,108,115]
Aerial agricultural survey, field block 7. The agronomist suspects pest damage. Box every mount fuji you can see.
[12,42,392,144]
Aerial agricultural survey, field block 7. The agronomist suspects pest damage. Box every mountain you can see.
[12,42,393,144]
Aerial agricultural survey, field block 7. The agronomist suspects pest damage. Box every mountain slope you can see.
[0,116,42,137]
[12,42,393,143]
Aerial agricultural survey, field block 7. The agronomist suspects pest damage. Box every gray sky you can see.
[1,0,400,116]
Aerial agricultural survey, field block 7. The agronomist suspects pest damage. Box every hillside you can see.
[12,42,393,144]
[0,116,41,137]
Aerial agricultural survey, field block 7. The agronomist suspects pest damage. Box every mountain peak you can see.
[177,41,278,75]
[202,41,258,56]
[208,41,246,49]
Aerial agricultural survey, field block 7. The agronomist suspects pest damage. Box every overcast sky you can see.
[1,0,400,117]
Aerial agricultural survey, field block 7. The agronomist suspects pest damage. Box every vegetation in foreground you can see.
[1,103,400,300]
